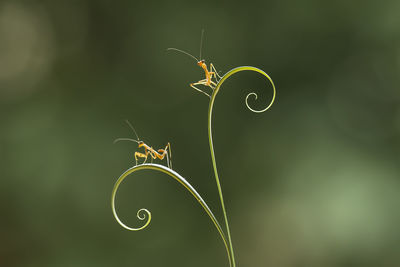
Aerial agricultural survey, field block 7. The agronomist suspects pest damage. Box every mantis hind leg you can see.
[190,80,211,98]
[157,143,172,169]
[210,80,217,88]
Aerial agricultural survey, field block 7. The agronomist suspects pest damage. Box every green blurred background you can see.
[1,0,399,266]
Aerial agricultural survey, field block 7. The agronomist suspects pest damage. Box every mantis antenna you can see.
[199,29,204,60]
[167,48,199,62]
[125,120,140,141]
[113,120,141,144]
[113,138,139,144]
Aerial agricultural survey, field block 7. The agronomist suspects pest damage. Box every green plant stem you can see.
[111,163,232,267]
[208,66,276,267]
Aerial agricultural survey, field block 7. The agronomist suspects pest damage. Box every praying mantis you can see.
[167,30,223,98]
[114,120,172,169]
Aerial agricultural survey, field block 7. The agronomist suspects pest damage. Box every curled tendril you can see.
[111,163,232,267]
[208,66,276,267]
[213,66,276,113]
[112,205,151,231]
[111,170,152,231]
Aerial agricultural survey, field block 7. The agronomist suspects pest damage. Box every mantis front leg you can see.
[134,151,148,165]
[210,63,223,81]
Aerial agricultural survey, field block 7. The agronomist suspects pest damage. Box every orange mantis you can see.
[167,30,223,98]
[114,120,172,169]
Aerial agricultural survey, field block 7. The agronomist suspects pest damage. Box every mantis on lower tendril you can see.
[114,120,172,169]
